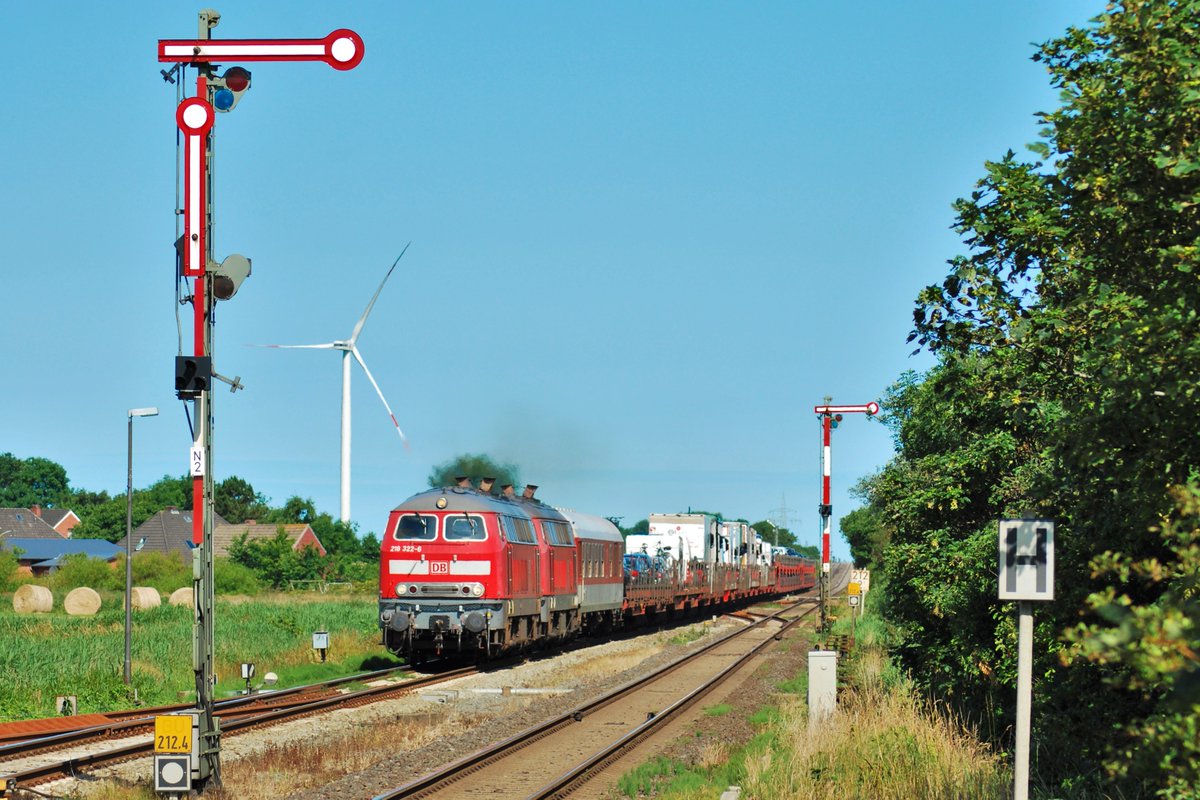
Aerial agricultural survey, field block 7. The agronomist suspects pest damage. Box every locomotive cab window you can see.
[500,515,537,544]
[395,513,437,540]
[542,520,574,546]
[446,515,486,541]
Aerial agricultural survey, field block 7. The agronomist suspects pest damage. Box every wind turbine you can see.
[257,245,410,523]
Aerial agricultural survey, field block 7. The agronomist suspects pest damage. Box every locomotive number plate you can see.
[430,561,450,574]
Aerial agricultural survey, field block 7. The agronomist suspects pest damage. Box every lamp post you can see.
[125,407,159,685]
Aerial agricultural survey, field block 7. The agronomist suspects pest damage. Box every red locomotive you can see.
[378,479,816,659]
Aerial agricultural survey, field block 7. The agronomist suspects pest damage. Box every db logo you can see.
[430,562,450,574]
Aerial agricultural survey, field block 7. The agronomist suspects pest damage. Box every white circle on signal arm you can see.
[161,761,185,783]
[331,37,356,62]
[182,104,209,129]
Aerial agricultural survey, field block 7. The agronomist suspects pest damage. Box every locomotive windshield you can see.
[395,513,437,540]
[445,515,486,541]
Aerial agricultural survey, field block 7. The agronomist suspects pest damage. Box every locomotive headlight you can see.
[395,584,406,597]
[468,582,485,597]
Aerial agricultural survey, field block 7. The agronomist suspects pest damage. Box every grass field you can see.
[0,592,397,721]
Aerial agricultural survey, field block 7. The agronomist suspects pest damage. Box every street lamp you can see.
[125,406,158,685]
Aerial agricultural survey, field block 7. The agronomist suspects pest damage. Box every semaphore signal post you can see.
[157,10,363,794]
[813,399,878,630]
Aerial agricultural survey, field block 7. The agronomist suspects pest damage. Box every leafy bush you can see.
[47,554,118,593]
[215,557,263,595]
[1062,483,1200,797]
[130,552,191,595]
[0,550,18,592]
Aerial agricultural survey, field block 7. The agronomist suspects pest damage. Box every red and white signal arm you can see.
[814,402,879,415]
[176,96,214,277]
[158,29,364,71]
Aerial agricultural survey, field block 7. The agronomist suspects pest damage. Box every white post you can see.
[340,349,352,523]
[124,415,134,686]
[1014,601,1033,800]
[807,649,838,728]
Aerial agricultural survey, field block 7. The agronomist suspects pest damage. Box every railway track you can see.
[371,598,817,800]
[0,583,833,796]
[0,661,422,752]
[0,664,478,791]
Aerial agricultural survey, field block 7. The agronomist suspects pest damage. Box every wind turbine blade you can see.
[349,242,412,346]
[247,343,338,349]
[351,345,409,447]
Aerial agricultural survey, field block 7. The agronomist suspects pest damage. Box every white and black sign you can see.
[154,753,192,792]
[189,446,205,477]
[998,518,1055,601]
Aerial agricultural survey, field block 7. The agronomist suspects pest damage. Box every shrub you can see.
[215,558,263,595]
[131,552,191,594]
[0,550,18,592]
[48,554,118,593]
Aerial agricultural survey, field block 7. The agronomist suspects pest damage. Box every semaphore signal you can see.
[158,10,364,793]
[813,398,878,629]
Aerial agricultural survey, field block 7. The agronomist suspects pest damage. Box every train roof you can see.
[556,509,624,544]
[392,486,569,521]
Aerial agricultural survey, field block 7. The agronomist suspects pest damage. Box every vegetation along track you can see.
[0,664,478,790]
[372,598,817,800]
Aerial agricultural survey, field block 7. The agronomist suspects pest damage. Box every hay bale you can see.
[13,584,53,614]
[64,587,102,616]
[128,587,161,611]
[168,587,193,607]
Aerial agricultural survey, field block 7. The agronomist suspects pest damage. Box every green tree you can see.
[228,529,329,590]
[427,453,519,490]
[72,474,192,542]
[215,476,268,523]
[0,454,71,508]
[866,2,1200,794]
[69,488,111,510]
[142,474,191,510]
[749,521,799,550]
[1062,483,1200,795]
[72,494,159,542]
[357,532,381,562]
[618,518,648,537]
[839,505,888,568]
[263,495,379,569]
[269,496,317,524]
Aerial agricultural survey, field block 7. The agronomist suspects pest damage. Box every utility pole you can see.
[813,398,878,630]
[769,493,799,549]
[159,11,364,793]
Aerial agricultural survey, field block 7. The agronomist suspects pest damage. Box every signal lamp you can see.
[212,254,251,300]
[212,66,252,113]
[224,67,251,92]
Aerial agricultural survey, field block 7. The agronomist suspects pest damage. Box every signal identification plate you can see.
[154,715,193,754]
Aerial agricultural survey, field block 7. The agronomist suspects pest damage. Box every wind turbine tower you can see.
[257,247,410,523]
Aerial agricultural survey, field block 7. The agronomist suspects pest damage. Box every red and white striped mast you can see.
[813,399,878,627]
[158,11,363,792]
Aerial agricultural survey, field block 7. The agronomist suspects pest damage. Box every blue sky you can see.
[0,2,1098,559]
